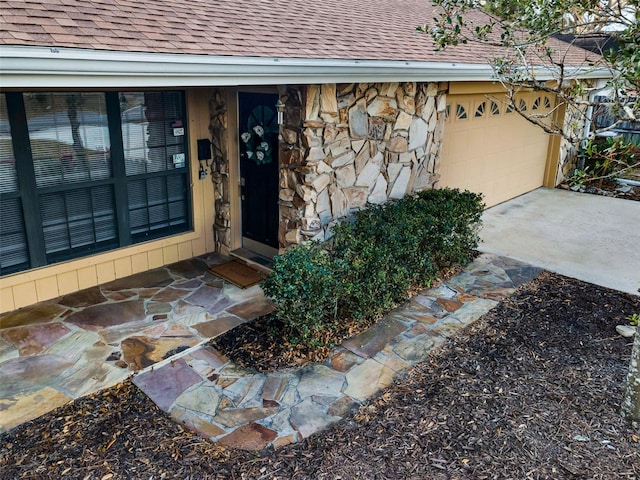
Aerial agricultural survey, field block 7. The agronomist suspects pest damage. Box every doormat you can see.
[208,260,264,289]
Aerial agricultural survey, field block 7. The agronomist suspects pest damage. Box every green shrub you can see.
[416,188,485,269]
[331,197,436,320]
[263,188,484,347]
[578,137,640,181]
[331,188,484,321]
[261,241,338,345]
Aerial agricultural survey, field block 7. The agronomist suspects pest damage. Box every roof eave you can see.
[0,46,611,88]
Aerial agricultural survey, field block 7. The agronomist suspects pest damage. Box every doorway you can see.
[237,92,280,259]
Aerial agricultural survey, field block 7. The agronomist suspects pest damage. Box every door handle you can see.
[240,177,246,187]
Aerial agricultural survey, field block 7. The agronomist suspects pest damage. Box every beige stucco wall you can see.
[0,88,216,313]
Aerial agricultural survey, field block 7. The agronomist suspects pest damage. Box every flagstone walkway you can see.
[0,253,541,450]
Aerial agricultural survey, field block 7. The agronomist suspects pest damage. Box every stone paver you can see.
[0,355,74,398]
[171,407,227,438]
[261,376,289,402]
[0,253,275,432]
[218,423,277,450]
[0,253,540,447]
[101,268,173,291]
[343,358,396,401]
[0,323,71,356]
[65,300,147,331]
[227,297,276,320]
[0,387,72,432]
[0,303,67,329]
[133,359,203,412]
[192,316,246,338]
[342,317,407,358]
[290,398,342,439]
[296,365,345,399]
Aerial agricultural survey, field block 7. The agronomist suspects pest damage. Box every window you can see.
[474,101,486,118]
[23,93,117,264]
[532,96,542,111]
[0,90,191,276]
[456,104,467,120]
[490,101,500,116]
[0,94,29,274]
[120,91,189,241]
[519,98,528,111]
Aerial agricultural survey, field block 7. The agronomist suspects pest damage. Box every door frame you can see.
[229,86,280,257]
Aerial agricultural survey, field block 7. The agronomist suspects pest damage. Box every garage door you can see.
[438,91,554,207]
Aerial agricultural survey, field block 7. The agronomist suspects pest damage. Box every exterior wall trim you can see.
[543,101,568,187]
[0,46,611,89]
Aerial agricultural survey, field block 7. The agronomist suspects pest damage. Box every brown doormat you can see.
[208,260,264,289]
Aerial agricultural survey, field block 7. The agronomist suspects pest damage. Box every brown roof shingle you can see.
[0,0,595,66]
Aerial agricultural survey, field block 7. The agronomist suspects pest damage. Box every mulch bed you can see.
[210,314,336,372]
[560,179,640,201]
[209,313,383,372]
[1,272,639,479]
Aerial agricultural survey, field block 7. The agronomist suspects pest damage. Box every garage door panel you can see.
[440,92,552,207]
[447,130,470,159]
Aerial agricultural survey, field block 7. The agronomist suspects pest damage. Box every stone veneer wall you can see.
[556,83,593,184]
[209,88,231,251]
[208,82,447,253]
[278,82,447,247]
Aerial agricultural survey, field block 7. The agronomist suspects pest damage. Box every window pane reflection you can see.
[24,93,111,188]
[120,91,186,176]
[0,94,18,193]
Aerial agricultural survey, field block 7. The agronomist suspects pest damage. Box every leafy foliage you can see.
[417,0,639,145]
[263,188,485,346]
[262,241,339,346]
[580,137,640,179]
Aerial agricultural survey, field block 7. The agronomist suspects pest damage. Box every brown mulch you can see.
[209,313,385,373]
[209,314,338,372]
[1,272,639,479]
[561,179,640,201]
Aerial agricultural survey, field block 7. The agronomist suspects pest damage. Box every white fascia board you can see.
[526,64,614,83]
[0,45,611,88]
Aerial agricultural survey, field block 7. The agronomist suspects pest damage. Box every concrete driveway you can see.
[479,187,640,296]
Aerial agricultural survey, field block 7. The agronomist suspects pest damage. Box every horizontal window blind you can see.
[122,91,189,243]
[0,197,29,275]
[40,185,117,261]
[0,93,29,275]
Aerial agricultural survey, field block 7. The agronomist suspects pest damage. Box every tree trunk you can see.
[66,94,87,166]
[621,329,640,426]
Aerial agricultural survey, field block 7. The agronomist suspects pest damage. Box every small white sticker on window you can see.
[173,127,184,137]
[172,153,185,164]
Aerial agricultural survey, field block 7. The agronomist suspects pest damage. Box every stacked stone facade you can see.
[556,82,593,184]
[209,82,447,252]
[279,82,447,247]
[209,88,230,251]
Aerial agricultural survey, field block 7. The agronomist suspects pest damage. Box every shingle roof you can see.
[0,0,594,66]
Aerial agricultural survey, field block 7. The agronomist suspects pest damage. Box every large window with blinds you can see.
[0,91,191,276]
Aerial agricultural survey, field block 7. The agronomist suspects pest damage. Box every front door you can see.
[238,92,279,256]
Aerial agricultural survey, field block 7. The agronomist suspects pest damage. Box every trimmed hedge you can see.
[261,188,484,346]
